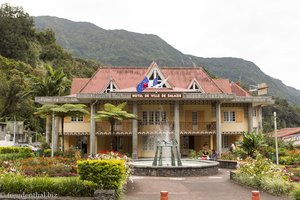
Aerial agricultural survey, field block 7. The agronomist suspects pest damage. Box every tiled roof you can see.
[276,127,300,138]
[70,78,89,94]
[73,64,251,96]
[213,79,232,94]
[230,82,251,97]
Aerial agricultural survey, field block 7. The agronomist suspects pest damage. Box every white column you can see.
[132,102,138,159]
[258,106,263,132]
[216,102,222,156]
[174,101,180,149]
[45,116,51,145]
[51,112,55,157]
[248,104,253,133]
[90,102,96,155]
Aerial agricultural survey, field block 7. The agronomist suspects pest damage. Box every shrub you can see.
[188,149,197,159]
[233,154,292,196]
[77,159,126,190]
[260,176,293,195]
[0,175,97,197]
[293,189,300,200]
[0,152,34,161]
[0,147,32,154]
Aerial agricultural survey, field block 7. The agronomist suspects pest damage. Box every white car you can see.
[14,144,40,151]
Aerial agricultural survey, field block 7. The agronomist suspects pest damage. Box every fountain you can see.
[132,137,219,177]
[152,139,182,166]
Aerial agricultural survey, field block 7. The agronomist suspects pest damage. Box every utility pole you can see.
[13,115,16,144]
[274,112,279,165]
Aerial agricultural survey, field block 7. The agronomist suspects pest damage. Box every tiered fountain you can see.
[132,137,219,177]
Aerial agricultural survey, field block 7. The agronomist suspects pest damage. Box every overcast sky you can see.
[3,0,300,89]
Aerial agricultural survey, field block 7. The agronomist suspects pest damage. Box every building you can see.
[276,127,300,147]
[35,62,273,158]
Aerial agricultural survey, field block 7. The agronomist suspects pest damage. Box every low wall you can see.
[217,160,238,169]
[133,160,219,177]
[0,190,115,200]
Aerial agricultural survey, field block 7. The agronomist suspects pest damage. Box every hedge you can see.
[0,175,97,197]
[77,159,126,190]
[0,147,32,154]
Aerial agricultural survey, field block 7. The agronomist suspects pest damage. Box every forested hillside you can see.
[0,4,100,131]
[34,16,300,107]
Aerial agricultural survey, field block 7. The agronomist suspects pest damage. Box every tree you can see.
[94,102,136,151]
[29,65,70,96]
[29,65,70,144]
[35,104,89,152]
[238,131,267,158]
[0,3,36,66]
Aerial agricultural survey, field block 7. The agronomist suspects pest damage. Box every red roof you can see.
[72,64,251,96]
[276,128,300,138]
[71,78,89,94]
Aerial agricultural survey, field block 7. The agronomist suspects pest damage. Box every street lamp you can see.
[274,112,279,165]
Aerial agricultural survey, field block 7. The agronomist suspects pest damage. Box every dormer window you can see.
[104,81,117,93]
[188,79,204,92]
[149,69,167,88]
[190,82,199,90]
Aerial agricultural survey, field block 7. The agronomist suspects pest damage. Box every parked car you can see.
[14,143,41,152]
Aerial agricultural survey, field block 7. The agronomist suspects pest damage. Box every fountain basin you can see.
[132,159,219,177]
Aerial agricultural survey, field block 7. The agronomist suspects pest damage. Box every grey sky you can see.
[4,0,300,89]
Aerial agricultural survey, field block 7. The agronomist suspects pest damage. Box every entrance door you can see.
[75,136,88,154]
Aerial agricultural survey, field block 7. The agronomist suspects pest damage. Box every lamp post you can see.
[51,111,55,157]
[274,112,279,165]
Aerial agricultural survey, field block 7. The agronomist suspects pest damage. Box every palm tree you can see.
[35,104,89,152]
[94,102,137,151]
[29,65,70,145]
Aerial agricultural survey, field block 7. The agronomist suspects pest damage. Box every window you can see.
[192,112,198,125]
[222,135,229,148]
[143,136,155,151]
[155,111,160,124]
[149,111,154,125]
[104,81,117,93]
[141,111,167,125]
[71,116,84,122]
[224,111,236,122]
[189,81,200,90]
[142,112,148,125]
[253,109,257,117]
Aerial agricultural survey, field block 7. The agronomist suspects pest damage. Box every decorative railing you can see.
[96,121,216,133]
[180,122,216,132]
[96,121,132,132]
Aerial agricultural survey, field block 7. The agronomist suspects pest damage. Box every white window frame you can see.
[192,112,198,125]
[224,111,236,122]
[71,116,84,122]
[143,135,155,151]
[104,81,116,93]
[142,111,167,125]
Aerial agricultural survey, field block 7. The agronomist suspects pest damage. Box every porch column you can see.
[174,101,180,150]
[132,102,138,159]
[248,104,253,133]
[258,106,263,132]
[90,101,96,155]
[51,112,58,157]
[216,102,222,156]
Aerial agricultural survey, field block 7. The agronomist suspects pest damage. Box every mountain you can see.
[34,16,300,106]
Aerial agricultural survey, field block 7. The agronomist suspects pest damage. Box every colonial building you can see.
[36,62,273,158]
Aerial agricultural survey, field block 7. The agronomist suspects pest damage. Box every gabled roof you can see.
[276,127,300,138]
[73,62,252,96]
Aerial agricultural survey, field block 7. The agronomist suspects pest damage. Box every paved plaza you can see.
[124,169,291,200]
